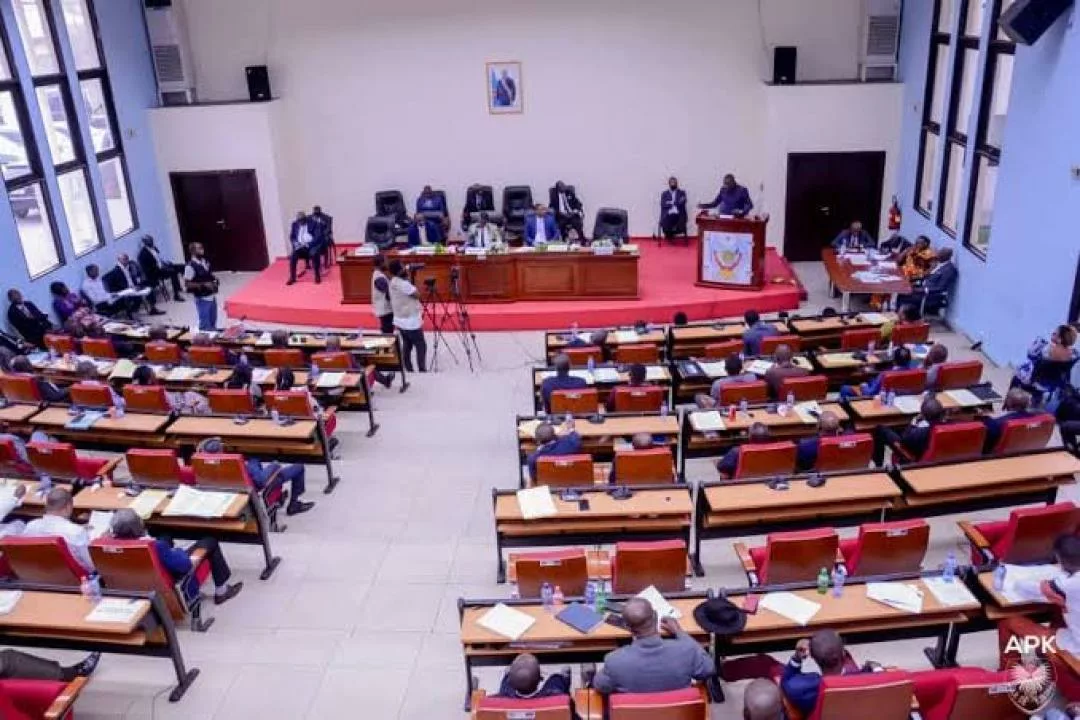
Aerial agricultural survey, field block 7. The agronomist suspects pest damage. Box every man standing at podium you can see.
[699,173,753,217]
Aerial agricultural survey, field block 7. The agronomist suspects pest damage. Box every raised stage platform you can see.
[224,238,805,331]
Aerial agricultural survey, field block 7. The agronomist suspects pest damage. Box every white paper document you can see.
[315,372,345,389]
[591,368,619,383]
[108,359,136,381]
[867,582,924,614]
[255,332,273,347]
[516,486,558,520]
[698,361,727,378]
[86,598,143,624]
[759,592,821,626]
[690,411,726,433]
[166,366,198,381]
[645,366,667,381]
[128,489,168,519]
[361,337,393,349]
[746,359,774,375]
[922,576,978,607]
[352,245,377,256]
[0,590,22,615]
[892,395,923,414]
[102,322,129,334]
[538,369,593,384]
[944,389,983,407]
[859,312,888,325]
[636,585,682,619]
[251,368,274,383]
[1000,564,1061,604]
[162,486,238,519]
[477,603,536,640]
[793,401,822,424]
[87,511,114,540]
[614,330,640,344]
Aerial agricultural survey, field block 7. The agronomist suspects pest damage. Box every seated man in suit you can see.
[782,630,874,717]
[872,395,947,466]
[138,235,185,302]
[407,212,443,247]
[310,205,334,271]
[103,254,163,316]
[878,232,912,259]
[540,353,588,413]
[659,177,688,239]
[23,488,93,572]
[831,220,875,251]
[605,363,649,412]
[549,181,586,242]
[696,354,760,409]
[6,289,52,347]
[461,184,495,230]
[716,422,770,478]
[609,431,655,484]
[82,263,138,319]
[416,185,448,231]
[923,343,949,389]
[897,247,957,315]
[698,173,753,217]
[982,388,1035,453]
[742,310,777,356]
[197,437,314,516]
[567,329,612,363]
[497,653,571,700]
[9,355,68,403]
[467,212,503,249]
[287,211,322,285]
[524,204,561,246]
[594,597,715,694]
[796,411,843,472]
[764,345,809,400]
[526,417,581,483]
[839,346,915,401]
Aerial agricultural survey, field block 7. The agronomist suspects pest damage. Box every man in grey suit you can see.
[593,597,715,694]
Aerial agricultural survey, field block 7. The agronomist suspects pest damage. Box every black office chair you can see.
[502,185,533,238]
[364,216,396,250]
[461,185,501,229]
[592,208,629,245]
[374,190,409,232]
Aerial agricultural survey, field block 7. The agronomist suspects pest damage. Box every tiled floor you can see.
[46,262,1060,719]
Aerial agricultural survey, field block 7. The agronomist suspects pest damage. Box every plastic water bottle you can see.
[832,567,846,598]
[37,473,52,494]
[739,398,749,416]
[114,396,125,418]
[868,340,876,354]
[552,585,565,607]
[595,583,607,613]
[271,408,281,425]
[48,347,57,362]
[886,390,896,407]
[660,403,669,418]
[584,581,597,610]
[541,582,554,613]
[81,574,102,605]
[993,564,1008,591]
[509,584,520,600]
[310,362,320,381]
[570,321,579,339]
[587,357,595,373]
[816,567,830,595]
[786,392,795,409]
[942,551,958,583]
[239,352,249,366]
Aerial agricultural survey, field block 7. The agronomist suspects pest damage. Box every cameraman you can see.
[388,259,427,372]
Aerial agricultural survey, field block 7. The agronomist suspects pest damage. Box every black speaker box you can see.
[999,0,1074,44]
[245,65,271,102]
[773,46,797,85]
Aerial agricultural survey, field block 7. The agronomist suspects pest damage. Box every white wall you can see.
[165,0,876,241]
[148,102,289,259]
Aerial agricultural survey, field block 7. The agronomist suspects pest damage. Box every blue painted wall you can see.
[896,0,1080,365]
[0,0,166,326]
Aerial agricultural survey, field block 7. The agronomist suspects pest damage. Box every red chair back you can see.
[611,386,664,413]
[0,375,40,404]
[734,441,797,479]
[814,433,873,472]
[935,360,983,390]
[550,388,598,415]
[810,671,914,720]
[0,536,87,584]
[188,345,227,366]
[475,694,573,720]
[614,344,659,364]
[760,334,801,354]
[80,337,116,359]
[880,368,928,394]
[89,538,187,620]
[841,327,881,350]
[311,351,352,370]
[703,340,741,360]
[718,381,768,405]
[993,413,1055,454]
[612,539,686,594]
[126,449,184,488]
[190,453,253,492]
[613,448,674,484]
[27,442,82,480]
[122,384,172,414]
[891,321,931,346]
[758,528,838,585]
[779,375,828,401]
[994,502,1080,564]
[208,389,256,416]
[264,348,305,369]
[0,438,32,479]
[69,382,112,408]
[912,668,1023,720]
[265,391,315,418]
[43,334,76,355]
[564,347,604,367]
[922,422,987,463]
[144,341,182,364]
[513,549,589,597]
[845,519,929,576]
[609,687,708,720]
[535,454,594,488]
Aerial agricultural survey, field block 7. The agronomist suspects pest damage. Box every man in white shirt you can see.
[388,260,427,372]
[82,264,137,319]
[467,212,503,249]
[24,487,94,573]
[0,476,26,538]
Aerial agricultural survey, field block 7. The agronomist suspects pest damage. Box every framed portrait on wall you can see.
[486,61,523,114]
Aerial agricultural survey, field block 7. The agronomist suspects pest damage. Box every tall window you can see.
[914,0,954,215]
[59,0,136,239]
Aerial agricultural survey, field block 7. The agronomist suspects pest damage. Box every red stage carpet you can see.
[224,238,805,331]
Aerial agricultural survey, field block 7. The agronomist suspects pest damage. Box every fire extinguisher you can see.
[887,195,902,231]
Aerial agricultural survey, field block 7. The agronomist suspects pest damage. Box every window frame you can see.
[914,0,953,219]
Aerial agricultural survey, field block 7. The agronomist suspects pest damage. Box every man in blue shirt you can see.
[717,422,770,478]
[982,388,1035,453]
[198,438,314,516]
[742,310,778,356]
[526,420,582,482]
[540,353,588,413]
[830,221,875,251]
[699,173,753,216]
[782,630,871,716]
[524,205,561,246]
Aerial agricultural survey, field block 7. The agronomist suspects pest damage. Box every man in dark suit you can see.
[416,186,449,232]
[524,205,560,246]
[526,418,581,483]
[717,422,770,478]
[407,213,443,247]
[310,205,334,271]
[549,181,586,242]
[898,248,957,315]
[287,211,321,285]
[764,344,809,400]
[796,411,843,472]
[137,235,185,302]
[699,173,753,216]
[831,221,876,251]
[659,177,687,239]
[102,254,163,315]
[461,184,495,230]
[6,289,52,347]
[982,389,1035,453]
[540,353,588,412]
[872,396,946,466]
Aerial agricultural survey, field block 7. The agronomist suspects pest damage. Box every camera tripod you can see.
[420,271,482,372]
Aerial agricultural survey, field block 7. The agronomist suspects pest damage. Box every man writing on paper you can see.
[699,173,753,217]
[593,597,715,693]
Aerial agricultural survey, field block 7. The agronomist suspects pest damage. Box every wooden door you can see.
[170,170,269,272]
[783,151,886,262]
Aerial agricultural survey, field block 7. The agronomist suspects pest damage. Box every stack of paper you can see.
[645,366,667,381]
[922,576,978,607]
[92,360,114,374]
[102,322,128,334]
[867,582,924,613]
[362,338,393,349]
[352,245,377,256]
[622,244,640,254]
[698,361,727,378]
[746,359,774,375]
[518,419,542,438]
[944,389,983,407]
[117,287,151,298]
[637,585,682,619]
[316,372,345,389]
[251,368,274,383]
[793,401,822,425]
[162,486,238,519]
[892,396,923,414]
[255,332,273,347]
[1000,564,1061,604]
[592,368,619,383]
[0,590,22,615]
[86,598,142,624]
[476,603,536,640]
[759,592,821,626]
[26,351,49,367]
[614,330,640,343]
[128,489,168,519]
[109,359,136,381]
[166,367,198,381]
[845,254,870,266]
[690,411,726,432]
[859,312,888,325]
[87,510,114,540]
[516,486,558,520]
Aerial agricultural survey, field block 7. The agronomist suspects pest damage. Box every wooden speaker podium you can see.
[695,213,767,290]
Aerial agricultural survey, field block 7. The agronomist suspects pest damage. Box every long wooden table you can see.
[340,248,640,303]
[844,385,997,430]
[544,327,668,363]
[530,364,673,412]
[822,248,911,312]
[671,355,815,402]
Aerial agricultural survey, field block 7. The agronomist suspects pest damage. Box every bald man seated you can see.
[541,353,588,414]
[496,653,572,700]
[982,388,1035,453]
[593,597,715,694]
[526,418,582,483]
[763,344,809,400]
[716,422,771,479]
[609,432,655,484]
[743,678,783,720]
[795,411,844,472]
[781,629,877,716]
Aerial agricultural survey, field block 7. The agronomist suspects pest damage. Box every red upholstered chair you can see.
[961,502,1080,565]
[760,335,801,355]
[738,528,839,585]
[122,384,172,414]
[188,345,228,366]
[840,327,881,350]
[778,375,828,401]
[0,676,88,720]
[28,441,111,481]
[839,519,929,576]
[609,687,709,720]
[43,333,76,355]
[917,422,987,463]
[80,337,116,359]
[612,539,686,594]
[564,347,604,367]
[0,437,33,478]
[611,386,664,413]
[0,536,87,584]
[612,448,674,484]
[208,389,257,416]
[191,452,285,526]
[734,441,797,479]
[0,375,41,404]
[879,368,928,394]
[264,348,305,369]
[703,340,742,359]
[550,388,598,415]
[911,667,1022,720]
[614,344,659,364]
[535,454,594,488]
[992,413,1055,454]
[513,548,589,597]
[311,351,353,370]
[473,693,573,720]
[265,391,314,417]
[145,341,182,364]
[890,321,931,346]
[806,671,914,720]
[718,381,769,405]
[69,382,113,408]
[814,433,873,472]
[126,448,195,487]
[934,360,983,390]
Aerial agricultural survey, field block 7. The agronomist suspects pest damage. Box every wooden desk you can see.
[530,365,673,412]
[544,327,667,362]
[29,407,171,449]
[822,248,911,312]
[491,484,693,582]
[341,249,640,304]
[845,388,996,430]
[788,312,892,349]
[668,321,786,359]
[103,322,186,344]
[0,403,42,427]
[671,355,814,402]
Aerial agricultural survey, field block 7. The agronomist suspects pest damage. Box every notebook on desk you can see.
[556,603,605,634]
[65,411,105,431]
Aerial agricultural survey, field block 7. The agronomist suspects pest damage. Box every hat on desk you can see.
[692,596,746,636]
